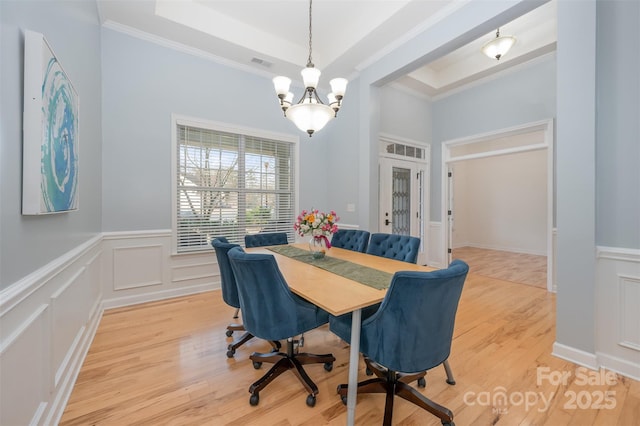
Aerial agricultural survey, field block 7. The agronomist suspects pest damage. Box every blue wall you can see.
[100,29,329,232]
[320,77,361,226]
[431,55,556,221]
[0,0,102,288]
[596,0,640,249]
[380,85,432,142]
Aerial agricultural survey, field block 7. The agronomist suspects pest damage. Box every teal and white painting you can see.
[23,30,79,214]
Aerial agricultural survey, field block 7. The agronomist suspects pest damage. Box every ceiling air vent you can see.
[251,57,272,68]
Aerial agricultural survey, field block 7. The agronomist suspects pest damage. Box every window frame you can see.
[171,114,299,254]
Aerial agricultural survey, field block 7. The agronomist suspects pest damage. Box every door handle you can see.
[385,219,392,226]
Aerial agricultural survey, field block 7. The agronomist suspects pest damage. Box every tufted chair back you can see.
[211,237,241,308]
[330,259,469,373]
[244,232,289,248]
[227,247,330,341]
[330,229,370,253]
[366,233,420,264]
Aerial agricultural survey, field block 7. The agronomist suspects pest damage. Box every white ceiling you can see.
[97,0,556,98]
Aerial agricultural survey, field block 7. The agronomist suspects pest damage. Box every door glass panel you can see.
[392,167,411,235]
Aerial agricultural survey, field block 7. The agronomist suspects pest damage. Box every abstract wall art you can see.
[22,30,79,215]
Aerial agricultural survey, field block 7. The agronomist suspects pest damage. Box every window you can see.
[173,117,298,252]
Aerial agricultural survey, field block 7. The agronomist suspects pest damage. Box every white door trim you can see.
[378,135,430,265]
[441,119,555,292]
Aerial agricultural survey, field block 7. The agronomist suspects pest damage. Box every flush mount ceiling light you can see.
[272,0,347,137]
[481,28,516,60]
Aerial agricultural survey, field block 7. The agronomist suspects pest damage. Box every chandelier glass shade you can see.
[481,28,516,60]
[272,0,347,136]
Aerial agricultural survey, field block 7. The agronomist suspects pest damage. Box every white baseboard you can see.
[552,342,599,370]
[596,352,640,381]
[102,282,217,310]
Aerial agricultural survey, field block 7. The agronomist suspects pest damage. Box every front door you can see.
[379,157,428,265]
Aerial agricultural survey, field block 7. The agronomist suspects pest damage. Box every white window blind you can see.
[176,123,296,252]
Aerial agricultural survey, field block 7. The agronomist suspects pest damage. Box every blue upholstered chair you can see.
[366,233,421,264]
[329,260,469,426]
[211,237,280,357]
[244,232,288,248]
[330,229,370,253]
[227,246,336,407]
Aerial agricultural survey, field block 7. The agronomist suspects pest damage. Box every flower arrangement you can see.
[294,209,339,258]
[294,209,339,238]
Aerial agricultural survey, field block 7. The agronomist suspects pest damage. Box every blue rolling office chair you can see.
[366,233,457,384]
[329,260,469,426]
[211,237,280,357]
[244,232,288,248]
[227,246,335,407]
[366,233,421,264]
[330,229,370,253]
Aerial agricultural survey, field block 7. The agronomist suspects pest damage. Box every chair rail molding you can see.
[595,246,640,380]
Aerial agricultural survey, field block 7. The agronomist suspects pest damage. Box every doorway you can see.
[442,119,555,291]
[378,135,430,265]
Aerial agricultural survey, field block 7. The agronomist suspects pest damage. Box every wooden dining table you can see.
[246,243,434,425]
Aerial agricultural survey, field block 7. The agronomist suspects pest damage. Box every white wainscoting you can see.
[0,236,103,426]
[101,230,217,309]
[595,246,640,380]
[427,221,445,268]
[0,230,219,425]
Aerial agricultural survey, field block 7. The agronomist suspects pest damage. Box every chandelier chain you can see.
[307,0,313,67]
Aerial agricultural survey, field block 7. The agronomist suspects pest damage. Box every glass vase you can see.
[309,236,327,259]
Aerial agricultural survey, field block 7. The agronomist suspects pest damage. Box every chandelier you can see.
[481,28,516,60]
[272,0,347,137]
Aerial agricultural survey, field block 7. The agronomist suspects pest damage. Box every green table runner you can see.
[267,245,392,290]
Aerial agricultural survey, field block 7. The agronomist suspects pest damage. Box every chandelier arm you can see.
[311,89,325,105]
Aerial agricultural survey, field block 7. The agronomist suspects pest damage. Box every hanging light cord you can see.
[307,0,314,67]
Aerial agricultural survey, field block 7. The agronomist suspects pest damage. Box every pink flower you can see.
[293,208,340,237]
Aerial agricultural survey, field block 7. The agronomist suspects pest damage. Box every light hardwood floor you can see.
[452,247,547,289]
[60,273,638,425]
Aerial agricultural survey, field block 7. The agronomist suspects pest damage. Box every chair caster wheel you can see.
[442,422,454,426]
[226,344,235,358]
[324,362,333,372]
[249,392,259,406]
[417,377,426,388]
[225,329,233,337]
[365,367,372,376]
[306,394,316,407]
[446,378,456,385]
[252,361,262,369]
[340,395,347,405]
